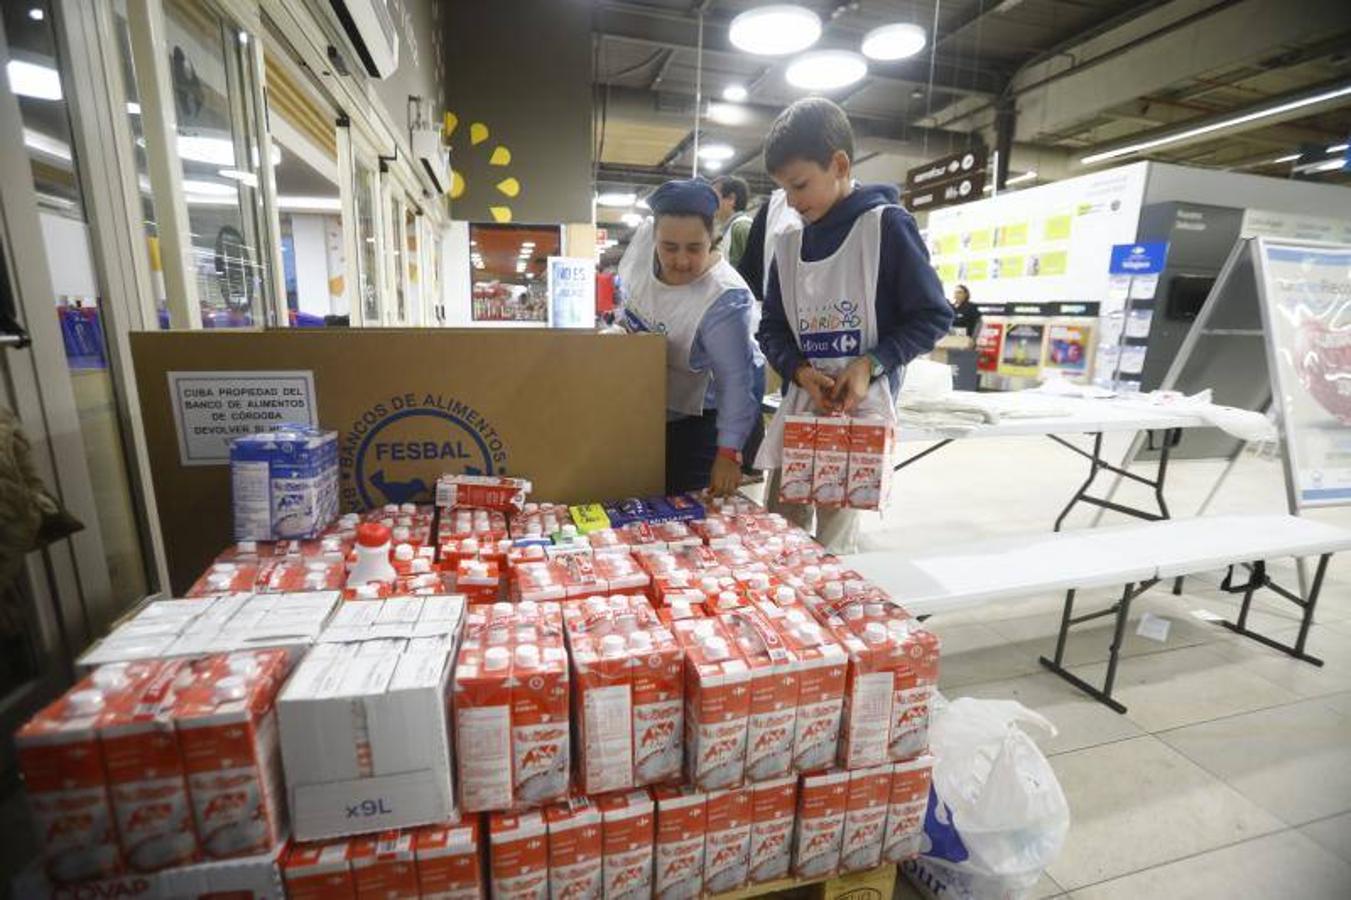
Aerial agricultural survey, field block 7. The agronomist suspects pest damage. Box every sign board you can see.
[132,330,666,593]
[903,171,986,214]
[548,256,595,328]
[167,370,316,465]
[1254,239,1351,508]
[1108,241,1169,275]
[905,148,987,190]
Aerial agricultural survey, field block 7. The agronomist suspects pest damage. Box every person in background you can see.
[952,284,981,338]
[755,98,953,552]
[713,176,754,268]
[616,179,760,497]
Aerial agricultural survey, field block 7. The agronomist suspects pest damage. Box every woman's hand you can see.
[709,454,742,496]
[831,356,874,413]
[795,363,838,413]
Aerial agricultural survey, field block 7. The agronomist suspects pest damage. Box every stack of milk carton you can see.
[778,415,895,510]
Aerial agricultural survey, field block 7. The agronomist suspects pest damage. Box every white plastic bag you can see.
[903,697,1070,900]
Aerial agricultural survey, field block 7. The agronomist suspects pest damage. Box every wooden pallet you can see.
[711,862,898,900]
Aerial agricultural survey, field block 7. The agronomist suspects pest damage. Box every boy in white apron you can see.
[617,179,761,496]
[754,98,954,552]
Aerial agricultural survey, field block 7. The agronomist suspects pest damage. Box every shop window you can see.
[468,223,560,323]
[354,161,381,325]
[388,191,406,324]
[405,206,421,326]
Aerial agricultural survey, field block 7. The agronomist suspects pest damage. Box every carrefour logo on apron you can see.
[798,298,863,359]
[340,392,510,510]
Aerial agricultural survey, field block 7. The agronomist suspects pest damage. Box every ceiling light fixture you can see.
[1272,153,1301,164]
[6,59,62,100]
[597,191,638,208]
[127,101,141,115]
[786,50,868,91]
[697,142,735,161]
[706,102,752,126]
[1080,82,1351,165]
[703,160,724,172]
[729,5,821,56]
[181,179,236,196]
[277,195,341,212]
[621,212,643,228]
[1327,143,1349,154]
[723,84,748,102]
[861,23,926,61]
[636,196,651,210]
[28,8,45,22]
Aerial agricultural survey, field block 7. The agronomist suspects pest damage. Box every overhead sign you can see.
[905,148,987,190]
[904,171,986,213]
[167,370,316,466]
[1109,241,1169,275]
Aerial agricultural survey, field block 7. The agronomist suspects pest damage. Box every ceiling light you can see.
[786,50,868,91]
[6,60,62,100]
[1006,170,1038,184]
[861,23,926,61]
[1328,143,1348,154]
[597,191,637,208]
[697,143,735,161]
[621,212,643,228]
[522,241,535,247]
[723,84,748,102]
[218,168,258,186]
[729,5,821,56]
[703,159,723,172]
[1303,158,1346,174]
[707,102,752,126]
[177,134,236,166]
[1080,82,1351,165]
[1272,153,1301,164]
[127,101,141,115]
[28,8,44,22]
[182,179,236,196]
[277,195,341,212]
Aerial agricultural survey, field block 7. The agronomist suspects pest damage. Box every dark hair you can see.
[713,176,749,211]
[955,284,970,299]
[764,97,854,174]
[653,211,715,238]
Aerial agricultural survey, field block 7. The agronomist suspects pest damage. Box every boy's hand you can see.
[709,454,742,497]
[831,356,874,412]
[794,363,837,413]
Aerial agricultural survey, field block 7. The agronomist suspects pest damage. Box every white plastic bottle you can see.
[346,522,397,587]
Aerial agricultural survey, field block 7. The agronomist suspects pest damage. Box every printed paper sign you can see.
[168,370,317,466]
[548,257,596,329]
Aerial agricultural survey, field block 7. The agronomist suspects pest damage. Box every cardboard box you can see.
[489,811,550,900]
[777,416,817,505]
[840,766,892,873]
[702,786,751,895]
[845,418,893,511]
[793,771,849,879]
[350,830,419,899]
[747,776,797,885]
[651,787,705,900]
[597,790,654,900]
[719,608,799,783]
[413,820,484,900]
[810,417,851,508]
[882,756,934,865]
[283,839,356,900]
[544,797,603,900]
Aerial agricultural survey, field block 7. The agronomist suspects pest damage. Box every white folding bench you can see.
[846,514,1351,713]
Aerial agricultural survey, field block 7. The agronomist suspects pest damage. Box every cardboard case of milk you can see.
[230,424,338,541]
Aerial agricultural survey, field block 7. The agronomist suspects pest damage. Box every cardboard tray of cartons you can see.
[701,862,897,900]
[11,843,287,900]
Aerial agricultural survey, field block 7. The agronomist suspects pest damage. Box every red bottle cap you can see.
[356,522,392,548]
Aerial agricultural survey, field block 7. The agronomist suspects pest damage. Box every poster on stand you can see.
[975,321,1004,372]
[1043,323,1093,375]
[998,323,1045,378]
[1256,239,1351,507]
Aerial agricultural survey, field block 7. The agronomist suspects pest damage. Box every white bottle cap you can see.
[803,565,822,581]
[670,599,691,618]
[91,664,130,691]
[207,573,233,589]
[775,586,797,604]
[462,538,480,553]
[795,624,821,646]
[702,636,730,661]
[394,543,415,561]
[602,634,627,657]
[67,689,105,717]
[484,646,510,671]
[214,676,249,703]
[400,503,417,515]
[700,577,720,594]
[514,644,540,667]
[523,503,539,514]
[864,622,890,645]
[528,524,543,537]
[628,630,652,651]
[718,591,739,606]
[354,583,381,599]
[410,557,433,574]
[492,602,514,617]
[518,600,539,618]
[561,523,577,537]
[844,604,864,621]
[212,562,237,574]
[236,541,258,553]
[888,618,913,638]
[865,602,885,618]
[516,625,539,644]
[823,582,845,601]
[785,609,808,625]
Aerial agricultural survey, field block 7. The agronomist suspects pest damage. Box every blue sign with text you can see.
[1109,241,1169,275]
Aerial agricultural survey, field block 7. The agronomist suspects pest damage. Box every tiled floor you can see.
[841,434,1351,899]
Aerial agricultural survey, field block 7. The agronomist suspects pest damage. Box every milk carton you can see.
[702,786,751,895]
[840,765,892,873]
[511,643,571,807]
[454,646,514,813]
[793,770,848,879]
[834,626,899,771]
[747,776,797,885]
[719,607,799,782]
[760,605,847,774]
[349,830,419,899]
[810,416,851,508]
[846,418,893,510]
[651,787,706,900]
[412,820,484,900]
[882,755,935,864]
[597,790,654,900]
[886,620,941,762]
[490,811,550,900]
[544,797,603,900]
[435,474,532,511]
[173,649,289,860]
[777,416,817,504]
[629,627,684,788]
[282,839,356,900]
[672,619,751,791]
[231,426,338,541]
[570,633,635,795]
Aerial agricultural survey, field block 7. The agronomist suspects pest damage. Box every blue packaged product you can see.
[230,423,339,541]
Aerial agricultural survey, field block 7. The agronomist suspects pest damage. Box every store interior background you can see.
[3,0,1351,895]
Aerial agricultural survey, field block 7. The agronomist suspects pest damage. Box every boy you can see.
[755,98,952,552]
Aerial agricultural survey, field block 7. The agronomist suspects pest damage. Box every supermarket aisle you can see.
[839,437,1351,899]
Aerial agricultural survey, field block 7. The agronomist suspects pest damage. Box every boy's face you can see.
[772,150,852,224]
[654,214,713,286]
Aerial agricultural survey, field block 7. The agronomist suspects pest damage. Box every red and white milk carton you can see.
[454,645,514,813]
[886,619,941,762]
[719,608,799,783]
[511,643,571,807]
[793,770,849,879]
[597,790,654,900]
[882,755,935,864]
[569,633,634,795]
[834,625,899,771]
[456,558,503,604]
[702,786,751,895]
[173,649,289,860]
[846,418,894,511]
[778,415,817,505]
[811,416,851,508]
[630,626,684,788]
[747,776,797,885]
[651,787,706,900]
[99,659,201,872]
[350,830,419,899]
[840,765,892,873]
[436,474,532,512]
[283,839,356,900]
[489,811,550,900]
[673,619,751,791]
[762,607,847,774]
[15,664,152,883]
[544,797,603,900]
[413,819,485,900]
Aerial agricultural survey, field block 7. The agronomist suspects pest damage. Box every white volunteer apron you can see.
[619,219,751,417]
[755,205,898,470]
[762,190,803,295]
